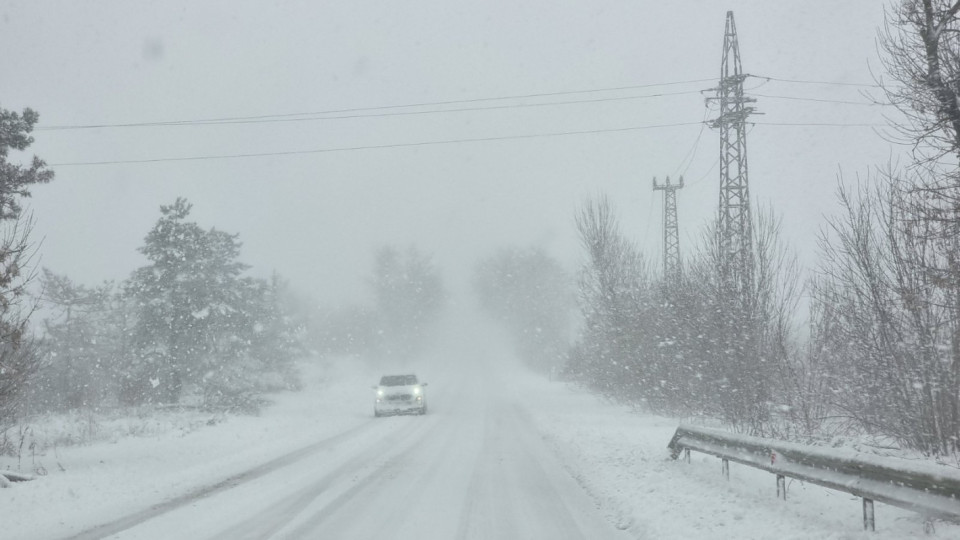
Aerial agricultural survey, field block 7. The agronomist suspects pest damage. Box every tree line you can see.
[307,244,447,365]
[26,198,305,415]
[563,1,960,456]
[0,99,448,431]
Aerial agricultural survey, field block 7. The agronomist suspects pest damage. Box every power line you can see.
[40,89,708,131]
[745,92,886,106]
[685,123,754,189]
[673,107,710,178]
[687,155,721,187]
[48,118,890,168]
[37,74,881,132]
[50,121,708,167]
[749,75,881,88]
[38,78,717,131]
[751,121,885,127]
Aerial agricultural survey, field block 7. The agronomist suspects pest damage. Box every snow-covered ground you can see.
[518,370,960,539]
[0,359,379,539]
[2,352,957,539]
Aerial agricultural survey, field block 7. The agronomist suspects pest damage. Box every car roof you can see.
[379,374,419,386]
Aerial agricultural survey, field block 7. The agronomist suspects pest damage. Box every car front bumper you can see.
[375,396,425,415]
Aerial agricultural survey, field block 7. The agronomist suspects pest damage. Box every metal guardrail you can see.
[668,424,960,533]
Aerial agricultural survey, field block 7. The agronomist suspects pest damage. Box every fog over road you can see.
[24,311,956,540]
[82,354,624,540]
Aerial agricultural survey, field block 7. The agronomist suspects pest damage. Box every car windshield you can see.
[379,375,418,386]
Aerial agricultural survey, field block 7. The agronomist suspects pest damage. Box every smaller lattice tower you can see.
[653,175,684,284]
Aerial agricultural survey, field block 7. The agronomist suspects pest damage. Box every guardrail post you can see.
[667,424,960,533]
[862,498,875,531]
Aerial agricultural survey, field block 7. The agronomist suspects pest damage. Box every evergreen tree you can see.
[126,198,248,404]
[0,106,53,429]
[0,107,54,219]
[36,270,112,411]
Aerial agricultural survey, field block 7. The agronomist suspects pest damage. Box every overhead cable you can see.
[748,75,881,88]
[41,90,708,130]
[50,121,708,167]
[745,93,885,106]
[49,118,890,167]
[38,73,883,132]
[38,79,716,131]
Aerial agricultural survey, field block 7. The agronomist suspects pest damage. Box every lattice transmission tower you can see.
[710,11,757,295]
[653,175,683,284]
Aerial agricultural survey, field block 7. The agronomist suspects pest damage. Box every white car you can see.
[373,374,427,417]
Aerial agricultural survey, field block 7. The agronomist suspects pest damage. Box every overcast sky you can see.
[0,1,899,307]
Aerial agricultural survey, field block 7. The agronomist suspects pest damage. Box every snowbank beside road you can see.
[0,358,377,540]
[515,371,960,540]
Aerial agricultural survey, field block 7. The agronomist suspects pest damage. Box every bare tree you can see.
[568,196,651,400]
[683,208,801,435]
[567,196,802,430]
[879,0,960,163]
[812,173,960,454]
[855,1,960,453]
[0,219,41,429]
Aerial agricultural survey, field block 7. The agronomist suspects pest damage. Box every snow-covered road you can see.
[67,362,624,540]
[5,325,957,539]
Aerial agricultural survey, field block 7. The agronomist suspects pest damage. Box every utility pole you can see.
[710,10,757,297]
[653,175,683,284]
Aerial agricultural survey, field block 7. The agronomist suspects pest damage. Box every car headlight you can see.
[413,387,421,395]
[377,389,384,397]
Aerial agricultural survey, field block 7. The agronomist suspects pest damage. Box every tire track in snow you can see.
[453,404,494,540]
[214,414,440,540]
[272,412,458,539]
[455,398,626,539]
[63,419,379,540]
